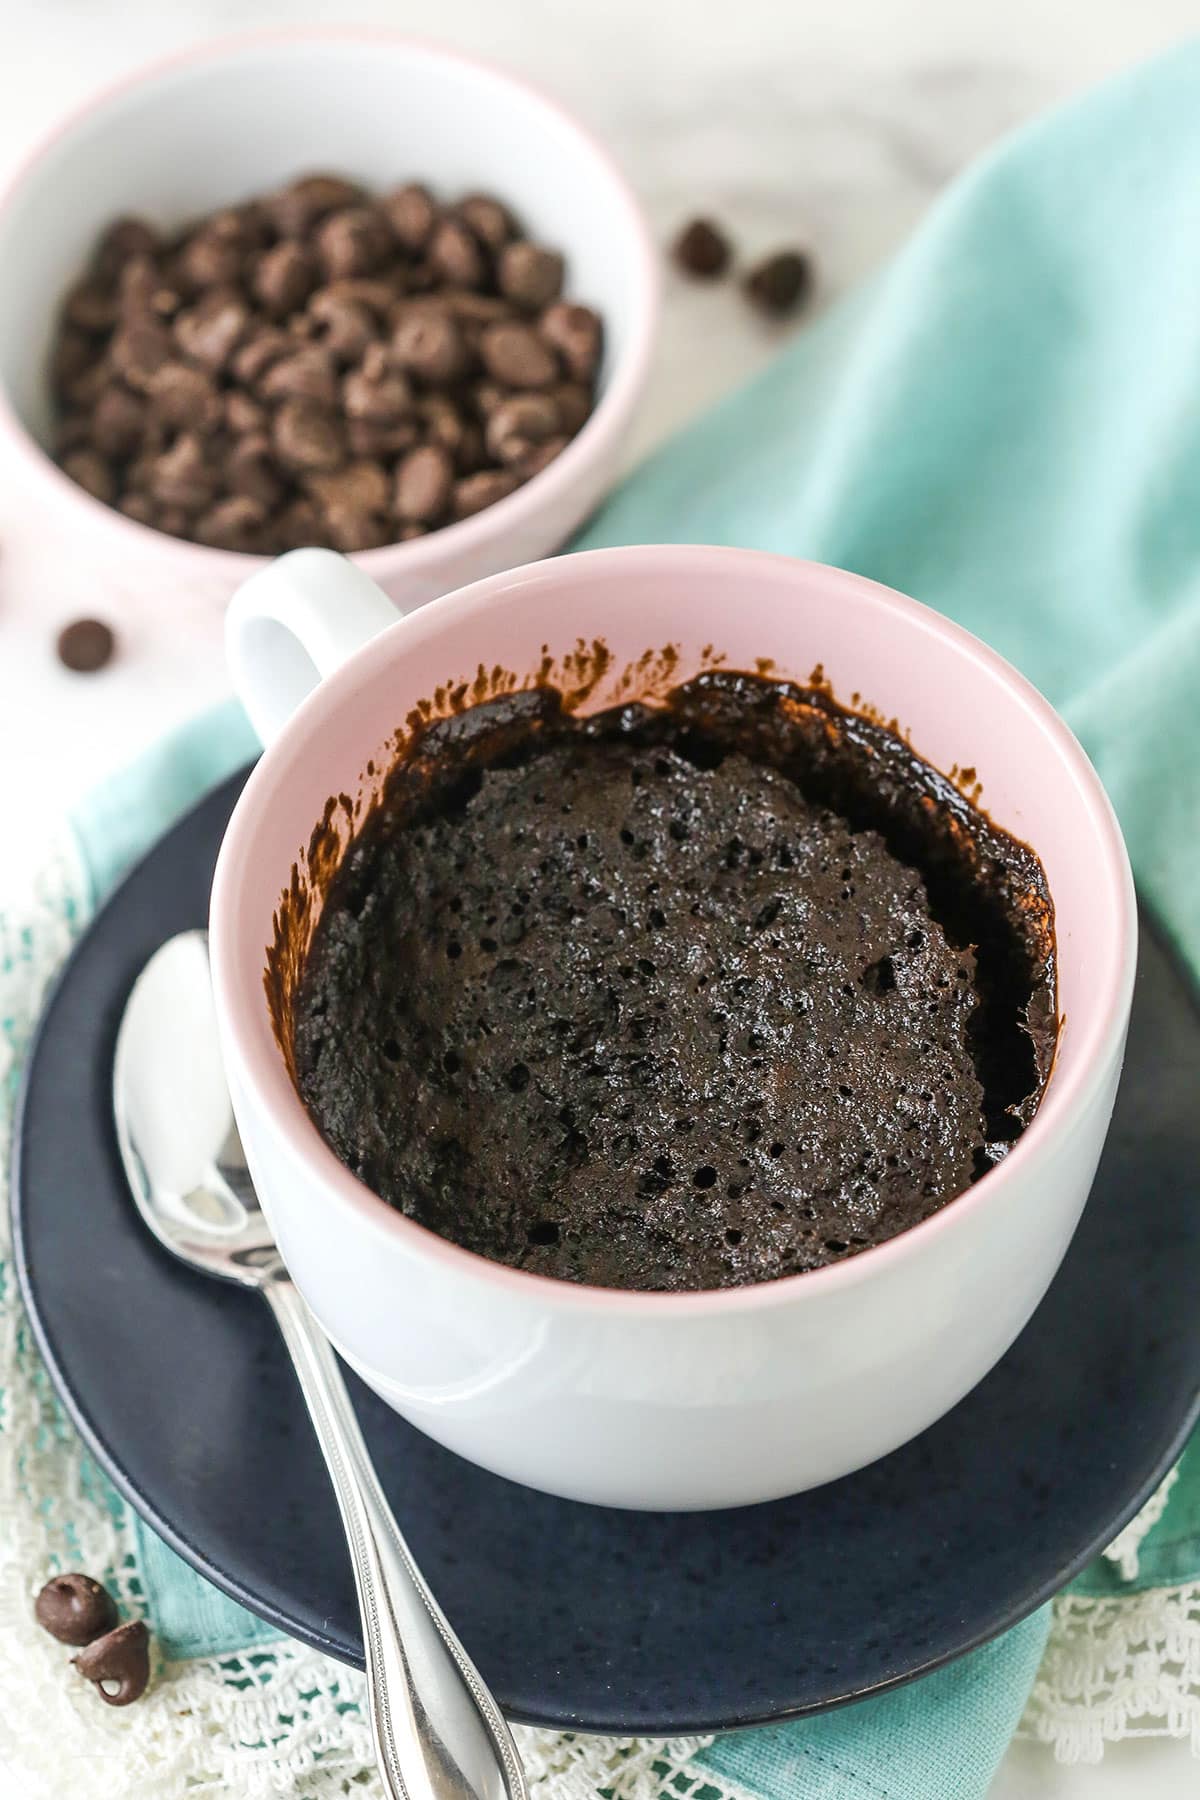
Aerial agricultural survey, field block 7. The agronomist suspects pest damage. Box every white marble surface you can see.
[0,3,1197,1795]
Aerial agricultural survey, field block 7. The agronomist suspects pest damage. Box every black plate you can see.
[12,768,1200,1734]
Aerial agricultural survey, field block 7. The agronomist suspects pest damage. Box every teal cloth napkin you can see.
[64,39,1200,1800]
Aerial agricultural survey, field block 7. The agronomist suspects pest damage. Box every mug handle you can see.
[225,549,403,746]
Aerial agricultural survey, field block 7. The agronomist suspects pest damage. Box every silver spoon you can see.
[113,929,527,1800]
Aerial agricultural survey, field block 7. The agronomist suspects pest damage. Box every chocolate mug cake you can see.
[291,670,1056,1292]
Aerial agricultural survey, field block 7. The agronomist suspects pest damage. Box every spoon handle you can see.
[263,1277,527,1800]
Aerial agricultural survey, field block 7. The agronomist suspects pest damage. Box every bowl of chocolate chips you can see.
[0,31,657,604]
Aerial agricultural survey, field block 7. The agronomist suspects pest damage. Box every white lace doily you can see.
[1,830,1196,1795]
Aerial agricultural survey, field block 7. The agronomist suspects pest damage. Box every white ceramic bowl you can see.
[0,30,658,607]
[209,546,1138,1510]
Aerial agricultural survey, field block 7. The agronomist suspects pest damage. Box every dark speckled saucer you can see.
[12,769,1200,1734]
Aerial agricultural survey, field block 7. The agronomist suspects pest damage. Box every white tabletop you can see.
[1,3,1196,1793]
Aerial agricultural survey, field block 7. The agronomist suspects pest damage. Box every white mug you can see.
[210,546,1136,1509]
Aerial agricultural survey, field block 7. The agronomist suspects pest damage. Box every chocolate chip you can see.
[228,433,285,508]
[276,494,324,548]
[73,1620,150,1707]
[485,393,560,465]
[672,218,732,279]
[148,432,218,512]
[419,393,465,454]
[428,218,487,290]
[110,318,173,391]
[224,390,268,436]
[90,386,146,458]
[307,459,391,518]
[393,443,454,523]
[34,1572,119,1644]
[176,215,246,291]
[61,448,116,504]
[391,310,467,383]
[253,241,318,318]
[382,183,437,253]
[63,281,117,335]
[743,249,812,316]
[268,174,365,239]
[452,468,518,519]
[231,327,292,386]
[117,256,180,320]
[260,346,339,406]
[149,361,223,434]
[480,321,558,389]
[173,288,249,371]
[315,207,393,280]
[457,193,515,252]
[94,217,160,282]
[193,494,269,551]
[272,399,345,472]
[519,435,569,479]
[550,381,593,435]
[56,618,115,673]
[538,302,602,382]
[347,417,421,458]
[50,328,92,394]
[342,357,412,422]
[498,242,564,311]
[308,289,379,362]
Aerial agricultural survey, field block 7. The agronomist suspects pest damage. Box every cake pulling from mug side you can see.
[291,670,1056,1292]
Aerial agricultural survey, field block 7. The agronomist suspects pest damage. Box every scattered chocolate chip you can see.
[743,249,812,317]
[480,321,559,389]
[393,443,454,523]
[391,310,467,384]
[173,288,249,371]
[538,302,603,382]
[253,241,318,318]
[34,1573,119,1644]
[672,217,732,279]
[315,207,393,280]
[457,193,515,252]
[73,1620,151,1707]
[452,468,518,519]
[56,618,115,674]
[272,398,346,472]
[428,217,487,290]
[485,392,561,465]
[268,174,365,239]
[382,183,436,253]
[498,242,564,311]
[61,447,116,505]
